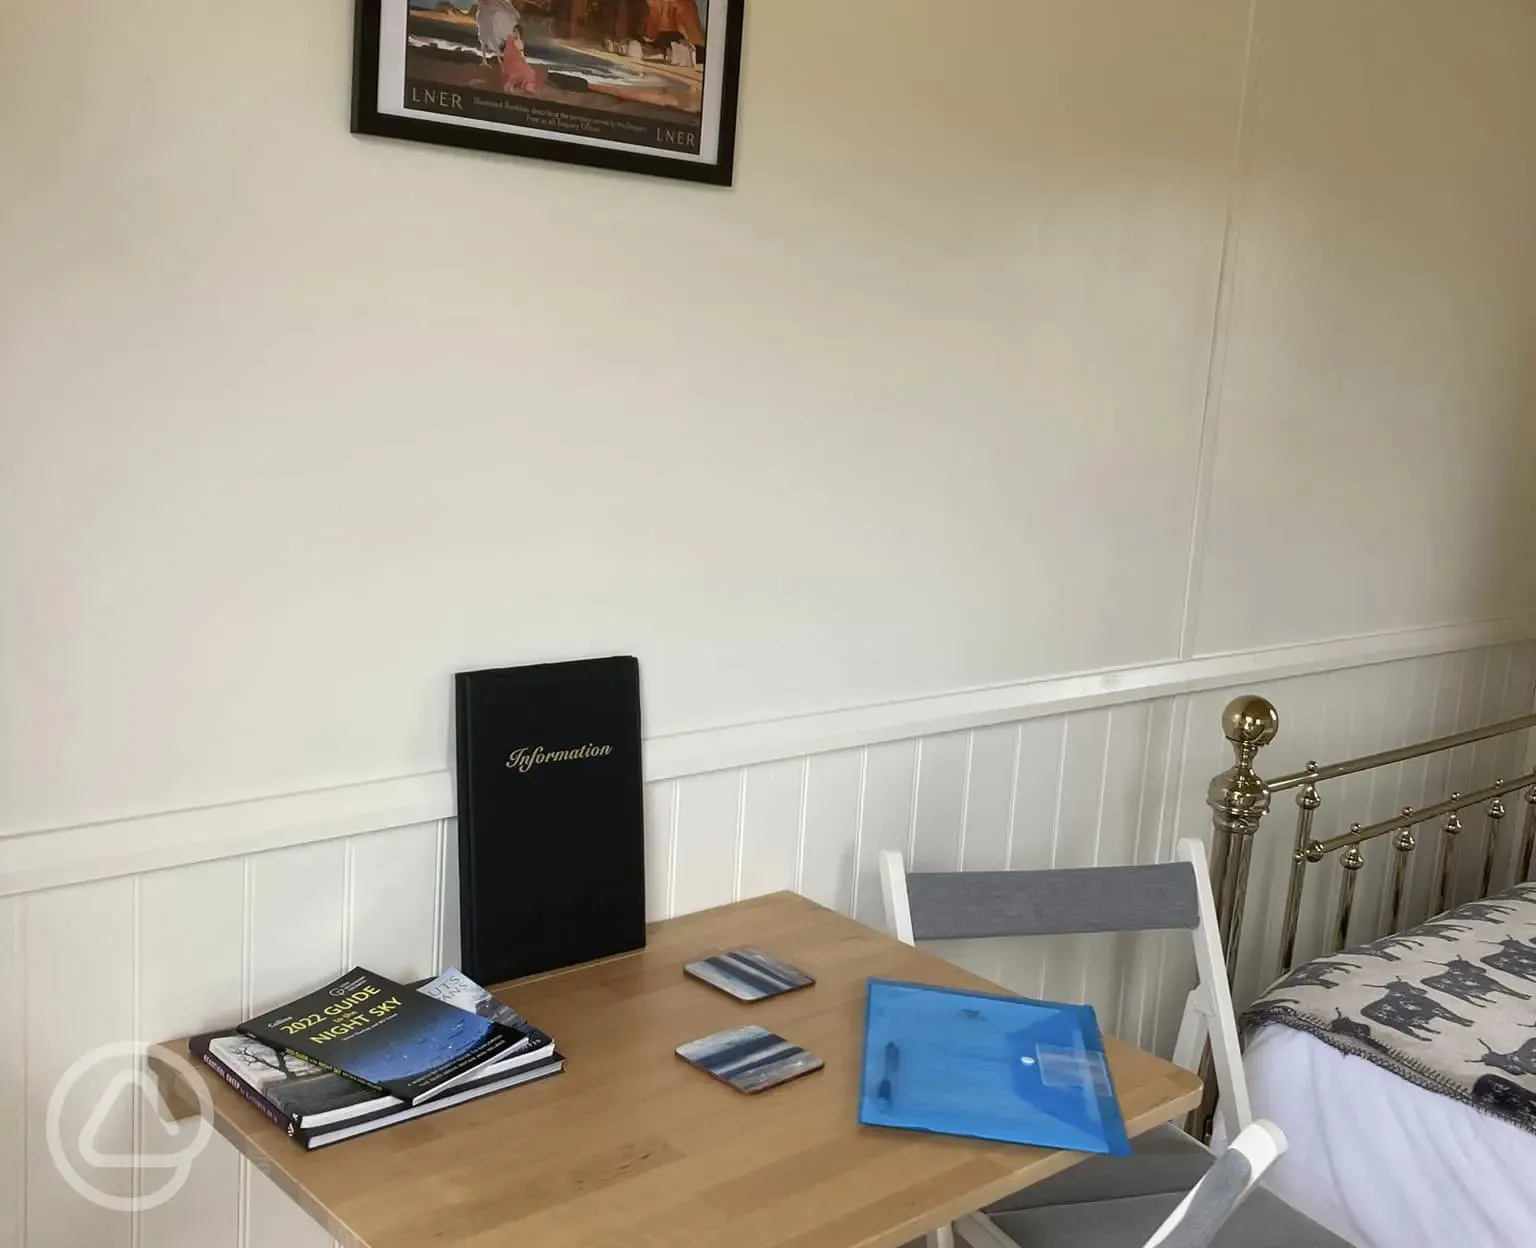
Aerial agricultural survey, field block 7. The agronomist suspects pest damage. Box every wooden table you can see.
[151,892,1201,1248]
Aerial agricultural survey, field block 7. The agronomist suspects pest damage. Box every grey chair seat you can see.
[983,1126,1348,1248]
[989,1189,1347,1248]
[987,1126,1213,1212]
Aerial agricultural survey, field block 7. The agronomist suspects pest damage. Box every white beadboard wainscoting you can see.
[2,636,1534,1248]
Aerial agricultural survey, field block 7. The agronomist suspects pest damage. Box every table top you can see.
[152,892,1201,1248]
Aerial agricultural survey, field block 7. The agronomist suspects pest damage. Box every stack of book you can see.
[193,966,562,1149]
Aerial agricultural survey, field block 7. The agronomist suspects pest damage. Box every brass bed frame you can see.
[1193,692,1536,1134]
[1207,694,1536,982]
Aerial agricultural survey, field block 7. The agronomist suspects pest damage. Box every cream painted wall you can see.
[1195,0,1536,654]
[1,0,1532,834]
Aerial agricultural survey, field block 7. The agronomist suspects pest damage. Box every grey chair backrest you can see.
[902,862,1200,943]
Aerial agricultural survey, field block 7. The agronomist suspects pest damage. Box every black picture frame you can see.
[350,1,744,186]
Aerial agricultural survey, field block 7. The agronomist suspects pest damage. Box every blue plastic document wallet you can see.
[857,979,1130,1155]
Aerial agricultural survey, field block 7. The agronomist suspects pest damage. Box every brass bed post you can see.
[1482,785,1507,898]
[1432,802,1463,915]
[1522,788,1536,882]
[1206,696,1279,973]
[1334,840,1365,953]
[1193,696,1276,1142]
[1276,770,1322,978]
[1386,812,1416,935]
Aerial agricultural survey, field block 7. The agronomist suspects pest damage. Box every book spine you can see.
[196,1050,298,1138]
[264,1041,388,1095]
[288,1121,321,1149]
[230,1025,391,1096]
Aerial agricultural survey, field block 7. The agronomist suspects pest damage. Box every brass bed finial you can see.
[1222,696,1281,754]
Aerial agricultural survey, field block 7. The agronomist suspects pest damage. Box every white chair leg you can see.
[925,1223,955,1248]
[954,1213,1017,1248]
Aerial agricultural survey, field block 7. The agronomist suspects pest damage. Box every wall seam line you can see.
[731,771,748,903]
[1002,724,1023,871]
[431,820,447,973]
[793,758,810,894]
[1120,705,1161,1040]
[956,733,975,871]
[849,751,870,918]
[1080,713,1116,1006]
[238,855,253,1248]
[131,875,143,1248]
[340,839,355,973]
[1411,655,1451,923]
[665,783,681,920]
[906,741,924,864]
[1176,0,1262,659]
[1038,721,1070,999]
[16,898,26,1248]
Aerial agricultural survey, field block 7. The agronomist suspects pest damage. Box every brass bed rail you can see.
[1207,697,1536,983]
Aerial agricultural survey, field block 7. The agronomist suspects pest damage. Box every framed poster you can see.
[352,0,745,185]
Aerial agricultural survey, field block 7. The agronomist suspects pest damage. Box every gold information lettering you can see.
[506,744,614,774]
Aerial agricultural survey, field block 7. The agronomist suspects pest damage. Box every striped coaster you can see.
[684,948,816,1002]
[677,1025,824,1094]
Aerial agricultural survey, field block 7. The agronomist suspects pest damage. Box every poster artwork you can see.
[390,0,724,161]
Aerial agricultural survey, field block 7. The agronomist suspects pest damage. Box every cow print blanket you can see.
[1243,881,1536,1135]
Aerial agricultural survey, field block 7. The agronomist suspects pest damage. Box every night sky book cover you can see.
[240,968,522,1105]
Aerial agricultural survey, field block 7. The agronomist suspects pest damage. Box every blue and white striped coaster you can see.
[684,948,816,1002]
[677,1025,824,1094]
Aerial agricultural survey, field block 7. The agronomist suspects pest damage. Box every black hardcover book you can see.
[238,968,522,1106]
[455,656,646,985]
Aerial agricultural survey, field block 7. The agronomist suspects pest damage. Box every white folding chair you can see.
[882,839,1349,1248]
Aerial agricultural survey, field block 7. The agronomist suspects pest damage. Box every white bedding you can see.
[1243,1023,1536,1248]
